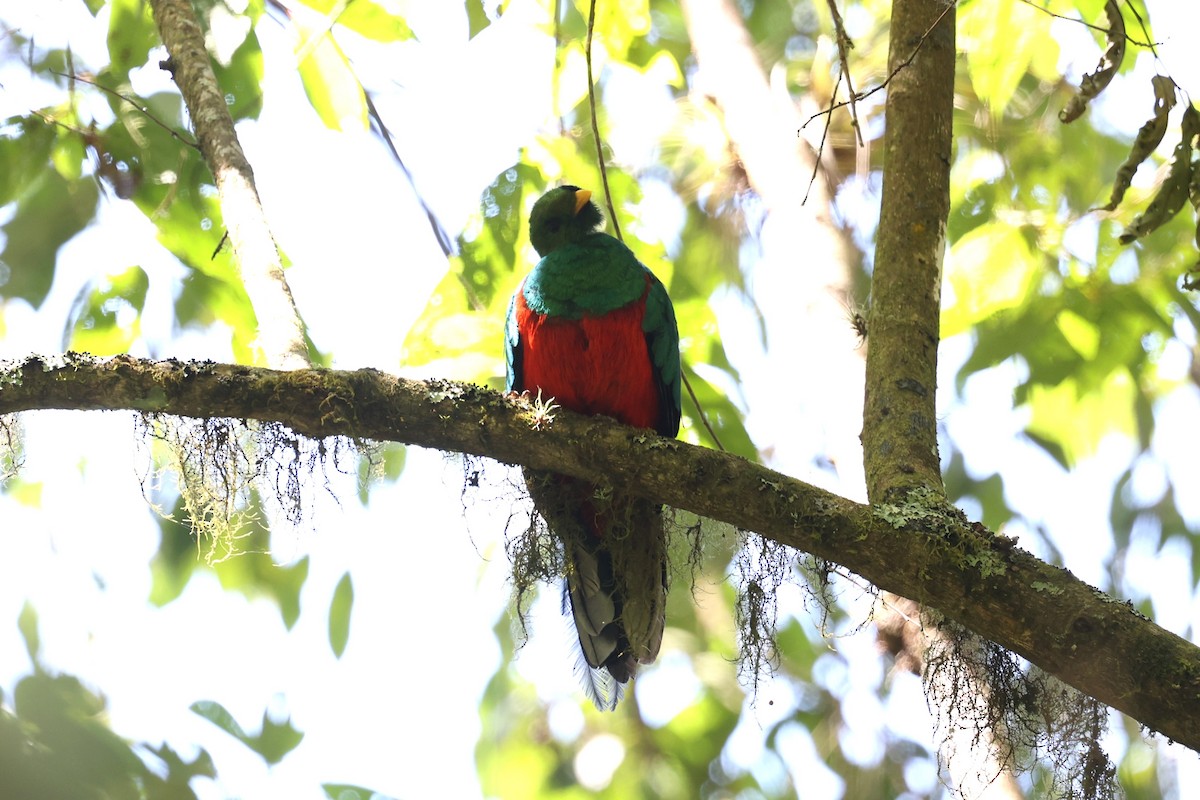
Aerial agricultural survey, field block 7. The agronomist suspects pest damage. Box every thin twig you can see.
[682,367,726,451]
[1119,0,1159,59]
[585,0,621,241]
[1016,0,1156,49]
[553,0,566,137]
[803,67,841,205]
[825,0,863,148]
[51,70,199,149]
[258,0,468,306]
[803,0,957,129]
[362,92,479,310]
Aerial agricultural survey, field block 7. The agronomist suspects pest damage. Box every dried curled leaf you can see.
[1189,121,1200,290]
[1191,123,1200,212]
[1059,0,1125,123]
[1119,104,1200,244]
[1099,75,1178,211]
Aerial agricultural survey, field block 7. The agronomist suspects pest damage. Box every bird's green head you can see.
[529,185,603,257]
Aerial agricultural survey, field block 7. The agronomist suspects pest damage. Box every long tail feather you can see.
[527,469,667,708]
[564,583,626,711]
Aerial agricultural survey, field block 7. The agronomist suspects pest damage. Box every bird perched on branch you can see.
[505,185,681,709]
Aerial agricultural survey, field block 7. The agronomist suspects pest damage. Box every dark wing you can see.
[641,269,682,437]
[505,287,523,393]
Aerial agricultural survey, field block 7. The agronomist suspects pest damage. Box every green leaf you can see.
[255,710,305,765]
[1024,368,1136,467]
[942,224,1037,337]
[328,572,354,658]
[961,0,1047,118]
[106,0,160,81]
[191,700,304,766]
[149,496,200,607]
[211,26,266,122]
[215,551,310,631]
[297,0,414,43]
[0,116,56,206]
[67,265,150,355]
[17,602,40,662]
[296,24,368,131]
[144,742,217,793]
[465,0,491,38]
[0,172,98,307]
[190,700,250,741]
[323,783,393,800]
[12,671,147,791]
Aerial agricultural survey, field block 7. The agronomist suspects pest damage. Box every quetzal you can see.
[505,185,681,709]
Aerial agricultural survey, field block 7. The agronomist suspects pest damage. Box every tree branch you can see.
[149,0,309,370]
[2,353,1199,752]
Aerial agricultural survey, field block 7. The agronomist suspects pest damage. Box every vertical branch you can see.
[149,0,310,370]
[862,4,1029,794]
[825,0,864,148]
[861,0,955,503]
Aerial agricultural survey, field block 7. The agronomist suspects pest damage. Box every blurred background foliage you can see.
[1,0,1198,797]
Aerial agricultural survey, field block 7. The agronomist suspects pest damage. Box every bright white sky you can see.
[2,1,1200,798]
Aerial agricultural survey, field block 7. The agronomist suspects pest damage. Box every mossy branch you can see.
[2,353,1199,751]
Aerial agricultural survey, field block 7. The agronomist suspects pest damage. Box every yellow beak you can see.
[574,189,592,214]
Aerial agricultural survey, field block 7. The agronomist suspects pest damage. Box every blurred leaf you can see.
[945,451,1013,534]
[12,671,146,794]
[0,172,98,307]
[401,165,540,381]
[297,0,414,42]
[175,271,259,363]
[51,130,87,182]
[67,265,150,355]
[190,700,250,741]
[17,602,39,662]
[215,550,310,631]
[150,496,201,607]
[329,571,354,658]
[191,700,304,767]
[295,24,368,131]
[5,477,44,508]
[255,710,305,765]
[465,0,491,38]
[323,783,395,800]
[142,743,216,798]
[680,361,754,458]
[1025,368,1136,467]
[961,0,1046,118]
[0,116,56,206]
[943,224,1037,337]
[211,25,266,122]
[106,0,159,81]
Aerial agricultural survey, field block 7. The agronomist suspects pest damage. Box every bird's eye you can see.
[546,219,562,232]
